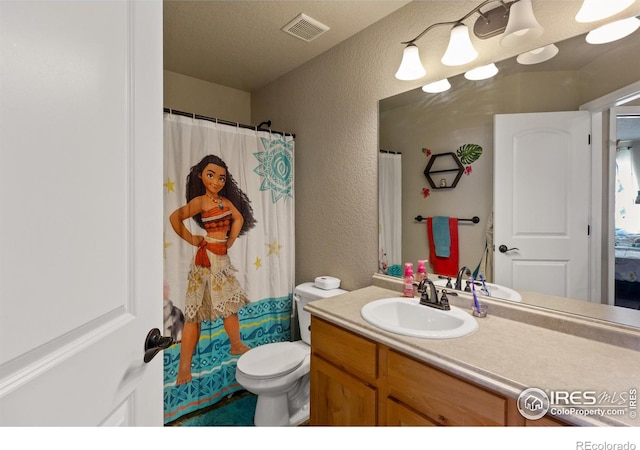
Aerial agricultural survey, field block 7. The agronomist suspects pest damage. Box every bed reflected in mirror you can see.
[614,111,640,310]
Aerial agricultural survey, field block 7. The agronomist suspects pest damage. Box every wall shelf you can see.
[423,152,464,189]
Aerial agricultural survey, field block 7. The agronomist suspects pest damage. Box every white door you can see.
[494,112,591,301]
[0,1,163,425]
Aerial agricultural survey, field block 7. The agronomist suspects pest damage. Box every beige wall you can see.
[164,70,251,124]
[249,1,625,291]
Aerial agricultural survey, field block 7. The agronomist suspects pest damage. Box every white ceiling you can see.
[163,0,412,92]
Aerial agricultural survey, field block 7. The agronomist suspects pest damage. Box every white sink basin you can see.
[360,297,478,339]
[432,278,522,302]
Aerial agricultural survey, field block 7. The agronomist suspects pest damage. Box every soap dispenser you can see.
[403,263,414,298]
[416,259,428,283]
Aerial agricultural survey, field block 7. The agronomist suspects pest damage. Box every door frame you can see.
[581,80,640,305]
[609,106,640,307]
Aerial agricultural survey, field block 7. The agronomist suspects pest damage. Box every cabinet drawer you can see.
[387,350,507,426]
[525,416,570,426]
[311,316,377,384]
[386,398,437,426]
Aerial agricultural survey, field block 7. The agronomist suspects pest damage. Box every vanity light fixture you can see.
[586,16,640,44]
[575,0,635,23]
[422,78,452,93]
[395,0,543,81]
[441,23,478,66]
[395,43,427,80]
[516,43,559,65]
[464,63,499,80]
[499,0,544,47]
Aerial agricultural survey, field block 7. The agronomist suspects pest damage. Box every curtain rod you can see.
[380,149,402,154]
[163,108,295,138]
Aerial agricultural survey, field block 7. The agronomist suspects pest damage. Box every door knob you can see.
[143,328,174,363]
[498,244,520,253]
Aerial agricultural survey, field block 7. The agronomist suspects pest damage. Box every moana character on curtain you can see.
[170,154,257,385]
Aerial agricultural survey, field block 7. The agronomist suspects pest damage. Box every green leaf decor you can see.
[456,144,483,164]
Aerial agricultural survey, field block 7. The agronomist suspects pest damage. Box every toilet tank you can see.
[294,282,347,345]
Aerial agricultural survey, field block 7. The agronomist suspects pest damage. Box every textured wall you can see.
[251,1,640,291]
[164,70,251,124]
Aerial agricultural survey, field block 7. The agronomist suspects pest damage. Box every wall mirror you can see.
[378,28,640,324]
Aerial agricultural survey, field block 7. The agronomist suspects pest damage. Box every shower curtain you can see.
[163,113,295,423]
[378,152,402,276]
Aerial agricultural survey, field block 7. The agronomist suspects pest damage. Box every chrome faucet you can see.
[455,266,471,291]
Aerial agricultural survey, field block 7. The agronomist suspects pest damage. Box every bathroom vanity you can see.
[310,315,528,426]
[306,275,640,427]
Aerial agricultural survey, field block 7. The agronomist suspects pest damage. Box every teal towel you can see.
[433,216,451,258]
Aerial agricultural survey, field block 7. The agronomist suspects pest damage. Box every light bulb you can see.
[422,79,451,93]
[395,44,426,80]
[465,63,499,80]
[441,24,478,66]
[586,17,640,44]
[500,0,544,47]
[576,0,635,23]
[516,44,559,65]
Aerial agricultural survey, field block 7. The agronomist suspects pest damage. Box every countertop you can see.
[304,277,640,427]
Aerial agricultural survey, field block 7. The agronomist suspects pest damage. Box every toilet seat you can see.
[236,342,308,380]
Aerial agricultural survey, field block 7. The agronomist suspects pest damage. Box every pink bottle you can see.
[416,259,428,282]
[403,263,414,298]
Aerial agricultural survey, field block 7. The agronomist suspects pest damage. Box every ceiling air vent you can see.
[281,13,329,42]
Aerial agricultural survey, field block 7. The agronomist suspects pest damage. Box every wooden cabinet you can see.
[310,316,530,426]
[310,316,378,426]
[310,354,377,425]
[385,398,437,426]
[311,315,377,384]
[525,416,570,426]
[386,349,508,426]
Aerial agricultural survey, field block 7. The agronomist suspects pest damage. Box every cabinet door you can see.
[311,316,377,384]
[310,354,377,426]
[386,398,438,426]
[387,350,507,426]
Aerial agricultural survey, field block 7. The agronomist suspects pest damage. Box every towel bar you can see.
[414,215,480,224]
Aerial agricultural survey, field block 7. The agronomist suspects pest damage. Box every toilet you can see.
[235,280,347,426]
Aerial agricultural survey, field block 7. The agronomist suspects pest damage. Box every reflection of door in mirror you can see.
[494,112,591,301]
[613,108,640,310]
